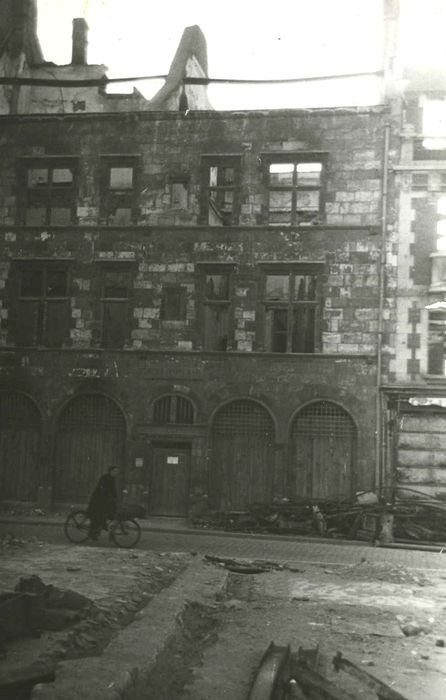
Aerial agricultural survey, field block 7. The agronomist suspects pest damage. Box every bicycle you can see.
[64,508,141,548]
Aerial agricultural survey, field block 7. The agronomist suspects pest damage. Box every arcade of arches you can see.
[0,391,357,512]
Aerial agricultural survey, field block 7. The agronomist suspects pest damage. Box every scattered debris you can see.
[0,534,44,550]
[204,554,302,575]
[0,664,55,699]
[336,559,430,586]
[333,651,409,700]
[248,643,410,700]
[193,487,446,549]
[0,534,27,549]
[225,565,269,574]
[396,615,434,637]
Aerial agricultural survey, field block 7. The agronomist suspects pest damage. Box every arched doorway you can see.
[54,394,126,504]
[210,399,275,510]
[0,392,41,501]
[290,401,356,500]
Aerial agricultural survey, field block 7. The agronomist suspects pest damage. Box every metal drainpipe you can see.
[376,122,391,492]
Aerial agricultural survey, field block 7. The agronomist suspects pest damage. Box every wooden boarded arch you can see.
[54,394,126,504]
[210,399,275,510]
[290,401,356,501]
[0,392,41,501]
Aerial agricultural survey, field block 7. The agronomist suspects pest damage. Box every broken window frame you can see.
[100,156,140,225]
[20,157,78,226]
[199,155,241,226]
[97,262,134,348]
[198,263,235,351]
[263,153,327,226]
[260,263,323,353]
[14,261,71,347]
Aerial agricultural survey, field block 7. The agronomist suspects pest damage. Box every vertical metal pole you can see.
[376,123,391,492]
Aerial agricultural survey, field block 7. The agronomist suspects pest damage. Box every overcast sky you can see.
[36,0,446,110]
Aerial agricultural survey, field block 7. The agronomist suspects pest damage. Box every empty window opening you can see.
[101,157,139,225]
[109,167,133,189]
[200,157,240,226]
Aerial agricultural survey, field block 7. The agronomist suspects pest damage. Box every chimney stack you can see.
[71,18,88,65]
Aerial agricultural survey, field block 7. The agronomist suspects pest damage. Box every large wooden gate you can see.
[54,394,126,504]
[210,400,275,510]
[290,401,356,500]
[0,392,41,501]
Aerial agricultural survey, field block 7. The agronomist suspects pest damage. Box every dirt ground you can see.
[2,535,446,699]
[178,559,446,700]
[0,535,189,691]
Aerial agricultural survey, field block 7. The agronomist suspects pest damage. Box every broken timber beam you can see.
[333,652,409,700]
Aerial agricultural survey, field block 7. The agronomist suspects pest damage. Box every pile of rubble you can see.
[192,488,446,546]
[0,534,44,550]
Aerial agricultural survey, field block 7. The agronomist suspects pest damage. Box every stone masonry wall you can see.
[0,226,383,357]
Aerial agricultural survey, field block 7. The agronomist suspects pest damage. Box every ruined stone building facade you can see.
[0,0,445,512]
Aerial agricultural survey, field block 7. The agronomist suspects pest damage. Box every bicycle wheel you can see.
[110,518,141,548]
[64,510,91,544]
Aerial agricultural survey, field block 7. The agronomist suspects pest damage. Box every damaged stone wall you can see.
[0,108,386,227]
[0,106,394,507]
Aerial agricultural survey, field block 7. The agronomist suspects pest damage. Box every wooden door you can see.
[54,394,126,504]
[0,392,41,501]
[210,400,275,510]
[148,444,190,516]
[291,401,355,501]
